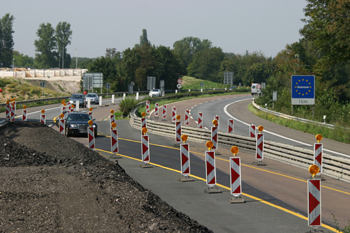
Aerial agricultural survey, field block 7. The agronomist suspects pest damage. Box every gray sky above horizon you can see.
[0,0,308,59]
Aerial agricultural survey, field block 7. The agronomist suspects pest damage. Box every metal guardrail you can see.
[130,108,350,182]
[0,96,70,108]
[252,100,335,128]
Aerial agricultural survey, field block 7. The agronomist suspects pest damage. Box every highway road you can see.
[1,93,349,232]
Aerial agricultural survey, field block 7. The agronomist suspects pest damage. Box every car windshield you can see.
[86,94,96,97]
[152,89,159,92]
[71,94,84,99]
[67,114,90,121]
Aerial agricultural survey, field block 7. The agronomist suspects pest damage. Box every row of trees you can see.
[0,13,72,69]
[0,13,14,67]
[34,22,72,68]
[255,0,350,124]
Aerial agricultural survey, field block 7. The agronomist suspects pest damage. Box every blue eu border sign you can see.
[291,75,315,105]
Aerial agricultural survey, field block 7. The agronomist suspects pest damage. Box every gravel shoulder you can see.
[0,121,212,232]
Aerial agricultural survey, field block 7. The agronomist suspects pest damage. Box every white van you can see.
[251,83,261,95]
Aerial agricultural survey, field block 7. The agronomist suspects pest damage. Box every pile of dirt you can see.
[0,122,211,232]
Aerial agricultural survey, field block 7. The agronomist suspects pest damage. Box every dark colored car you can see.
[69,94,86,108]
[56,112,97,137]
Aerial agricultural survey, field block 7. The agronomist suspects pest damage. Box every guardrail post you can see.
[99,96,102,106]
[112,94,115,104]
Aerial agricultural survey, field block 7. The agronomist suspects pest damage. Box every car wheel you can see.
[94,130,97,138]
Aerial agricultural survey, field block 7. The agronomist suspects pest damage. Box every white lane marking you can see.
[223,99,350,158]
[190,116,193,119]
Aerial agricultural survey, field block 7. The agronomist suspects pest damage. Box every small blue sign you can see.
[291,75,315,105]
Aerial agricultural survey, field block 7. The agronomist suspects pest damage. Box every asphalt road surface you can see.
[1,94,349,232]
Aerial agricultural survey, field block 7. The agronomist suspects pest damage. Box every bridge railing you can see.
[130,108,350,182]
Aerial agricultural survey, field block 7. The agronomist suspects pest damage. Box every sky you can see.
[0,0,308,59]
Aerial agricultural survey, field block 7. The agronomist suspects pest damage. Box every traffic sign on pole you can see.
[292,75,315,105]
[177,78,182,84]
[177,84,182,89]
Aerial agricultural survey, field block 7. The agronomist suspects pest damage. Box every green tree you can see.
[34,23,57,68]
[88,56,117,85]
[12,51,34,67]
[187,47,224,82]
[173,37,212,74]
[300,0,350,64]
[140,29,150,47]
[0,13,15,67]
[55,22,72,68]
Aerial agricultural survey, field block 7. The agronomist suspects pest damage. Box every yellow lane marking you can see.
[115,137,350,196]
[94,147,339,233]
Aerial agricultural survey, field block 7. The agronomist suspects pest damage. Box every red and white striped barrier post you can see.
[229,146,244,203]
[67,102,71,113]
[179,135,194,182]
[10,101,15,122]
[314,134,324,179]
[63,103,68,118]
[5,100,10,119]
[110,109,116,131]
[204,141,221,193]
[154,103,159,118]
[88,120,95,149]
[141,112,146,134]
[228,119,234,134]
[71,104,75,113]
[89,107,93,120]
[198,112,203,128]
[214,115,219,126]
[249,124,256,138]
[253,126,266,166]
[13,99,16,113]
[175,115,181,144]
[40,109,46,124]
[172,106,176,122]
[211,119,218,150]
[162,104,167,120]
[59,113,65,135]
[22,105,27,121]
[184,109,189,126]
[146,100,150,114]
[140,127,152,168]
[111,122,122,159]
[308,165,322,229]
[60,100,65,114]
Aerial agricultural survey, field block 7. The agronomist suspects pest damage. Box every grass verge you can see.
[247,103,350,144]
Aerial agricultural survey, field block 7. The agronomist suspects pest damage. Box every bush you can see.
[119,97,137,117]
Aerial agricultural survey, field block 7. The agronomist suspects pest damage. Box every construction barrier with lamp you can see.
[178,134,194,182]
[252,125,266,166]
[198,112,203,128]
[59,113,65,135]
[229,146,245,203]
[140,127,152,168]
[307,165,322,229]
[204,140,221,194]
[40,109,46,124]
[172,106,176,122]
